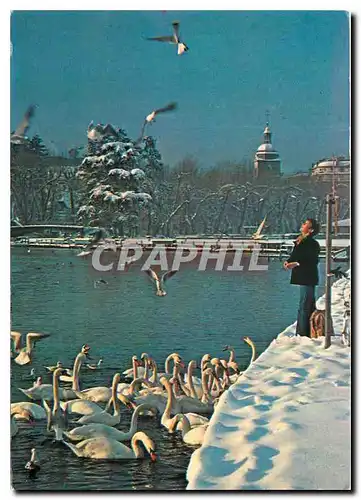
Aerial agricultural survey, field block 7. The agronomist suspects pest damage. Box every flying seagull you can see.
[11,105,36,144]
[147,21,189,55]
[145,268,178,296]
[137,102,177,143]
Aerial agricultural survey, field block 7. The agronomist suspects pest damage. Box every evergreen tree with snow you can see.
[77,126,163,235]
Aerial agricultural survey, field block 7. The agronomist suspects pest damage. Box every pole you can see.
[324,193,335,349]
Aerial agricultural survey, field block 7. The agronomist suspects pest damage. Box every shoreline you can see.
[186,274,351,490]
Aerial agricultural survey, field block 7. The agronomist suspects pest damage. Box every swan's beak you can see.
[222,346,228,351]
[150,451,157,462]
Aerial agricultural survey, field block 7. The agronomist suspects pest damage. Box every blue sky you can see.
[10,10,350,172]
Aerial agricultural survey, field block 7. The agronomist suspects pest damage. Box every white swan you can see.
[243,336,257,364]
[64,403,155,442]
[63,431,157,461]
[44,368,69,440]
[160,376,210,430]
[60,399,105,416]
[75,374,130,426]
[169,413,208,446]
[222,344,236,365]
[122,356,145,379]
[44,361,63,373]
[11,331,50,365]
[18,376,54,401]
[60,345,90,386]
[11,402,46,420]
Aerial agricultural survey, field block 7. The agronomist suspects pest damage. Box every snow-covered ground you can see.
[187,274,351,490]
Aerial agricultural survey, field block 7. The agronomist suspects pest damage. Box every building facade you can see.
[254,123,281,180]
[311,157,350,184]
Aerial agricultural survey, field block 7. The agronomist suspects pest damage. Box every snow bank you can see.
[186,276,351,490]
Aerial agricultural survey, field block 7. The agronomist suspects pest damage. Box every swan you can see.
[63,431,157,461]
[18,376,54,401]
[60,399,105,416]
[64,403,155,442]
[122,356,145,379]
[160,376,210,430]
[11,416,18,437]
[156,352,183,381]
[86,358,103,370]
[75,374,131,426]
[25,448,40,473]
[222,345,236,365]
[60,344,90,385]
[181,360,203,399]
[44,361,63,373]
[145,268,177,296]
[243,336,257,364]
[11,331,50,365]
[43,368,69,441]
[11,402,46,420]
[169,414,208,446]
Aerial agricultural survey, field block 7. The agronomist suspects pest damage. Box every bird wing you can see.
[145,268,160,283]
[13,105,36,137]
[172,21,180,39]
[11,331,22,350]
[154,102,177,115]
[161,270,178,283]
[26,332,50,352]
[146,36,175,43]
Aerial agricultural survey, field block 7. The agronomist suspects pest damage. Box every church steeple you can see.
[263,123,272,144]
[263,110,271,144]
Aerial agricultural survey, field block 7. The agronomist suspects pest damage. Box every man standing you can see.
[283,219,321,337]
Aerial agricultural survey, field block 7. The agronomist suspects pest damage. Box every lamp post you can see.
[324,193,336,349]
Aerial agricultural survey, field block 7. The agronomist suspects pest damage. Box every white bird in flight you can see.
[137,102,177,143]
[147,21,189,56]
[145,269,178,296]
[11,105,36,144]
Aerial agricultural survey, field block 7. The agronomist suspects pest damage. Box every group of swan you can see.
[12,337,256,463]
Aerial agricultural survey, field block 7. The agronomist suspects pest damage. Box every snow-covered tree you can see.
[76,127,164,235]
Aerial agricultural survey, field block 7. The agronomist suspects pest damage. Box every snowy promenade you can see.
[187,275,351,490]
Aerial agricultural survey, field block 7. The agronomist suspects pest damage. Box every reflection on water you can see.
[11,248,325,490]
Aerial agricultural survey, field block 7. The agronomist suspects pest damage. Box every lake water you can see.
[11,247,325,490]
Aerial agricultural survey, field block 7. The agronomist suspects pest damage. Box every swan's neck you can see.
[202,371,213,403]
[112,379,120,415]
[162,380,174,422]
[71,354,83,391]
[128,407,141,436]
[228,348,235,364]
[132,358,138,380]
[53,372,61,411]
[150,361,158,384]
[250,343,256,363]
[164,354,175,375]
[144,358,149,380]
[131,435,145,459]
[187,362,197,399]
